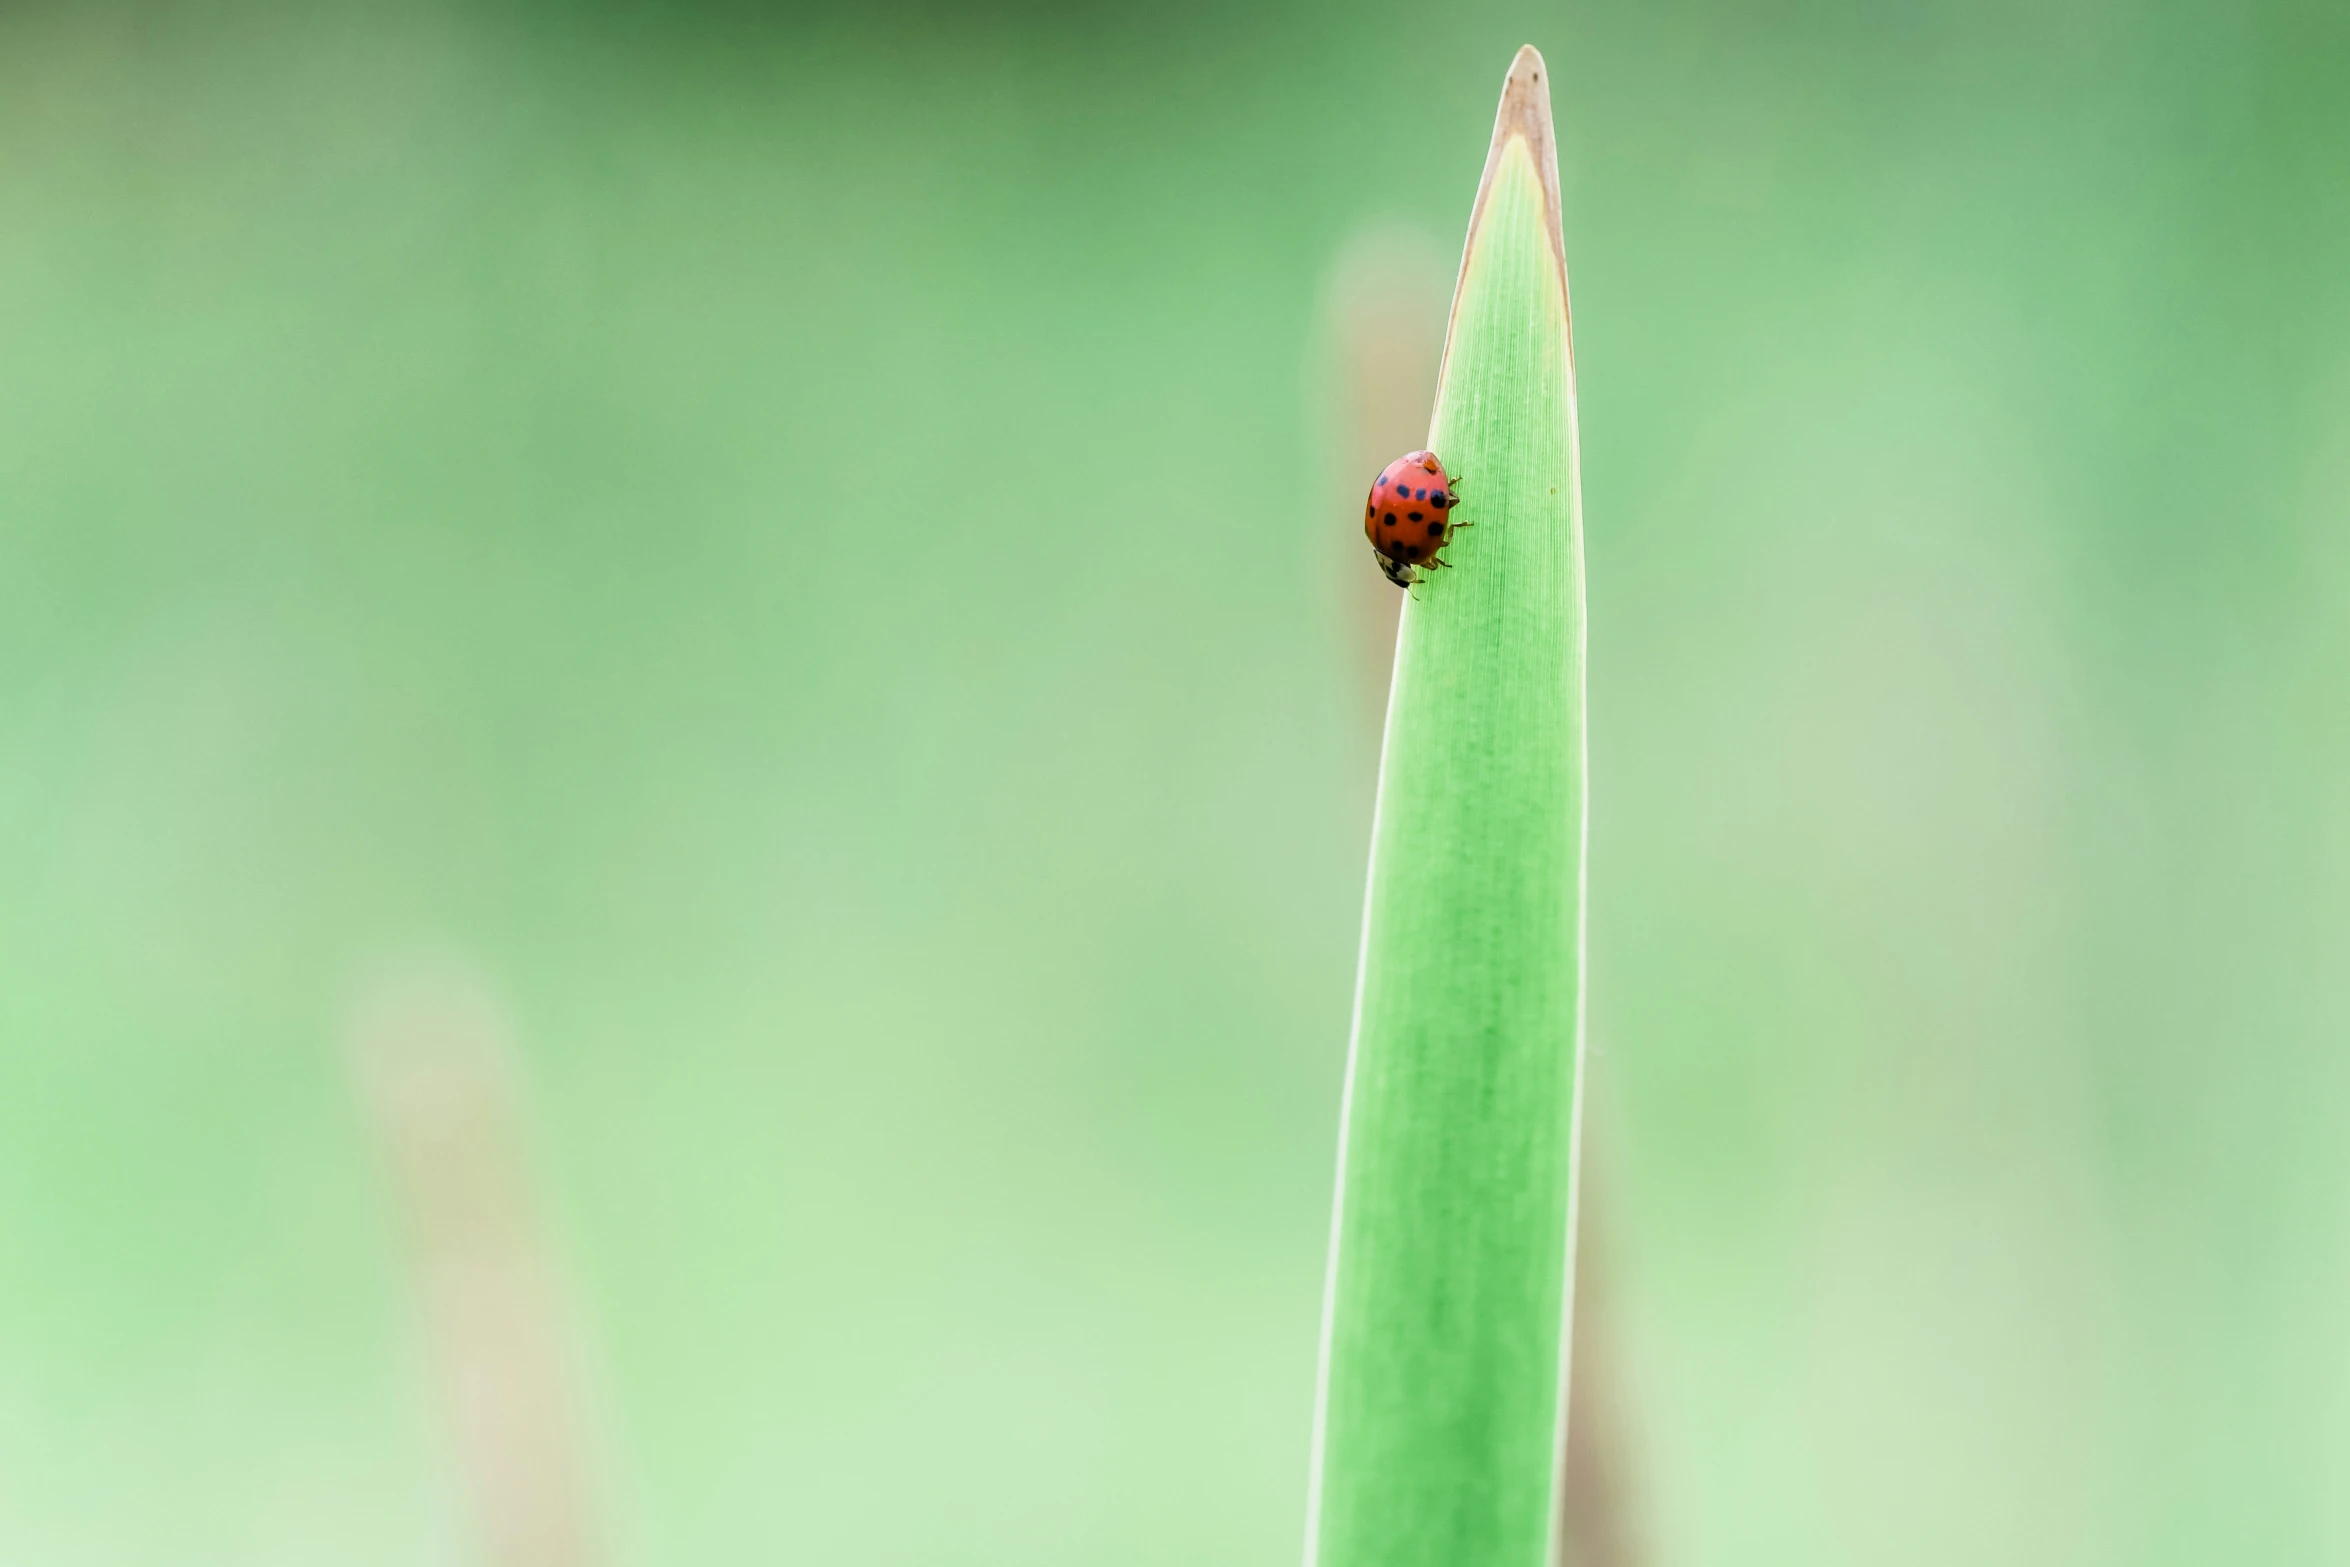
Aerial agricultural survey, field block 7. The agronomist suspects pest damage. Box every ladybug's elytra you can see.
[1363,450,1466,589]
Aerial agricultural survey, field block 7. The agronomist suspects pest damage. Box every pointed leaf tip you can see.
[1481,45,1565,302]
[1440,46,1574,393]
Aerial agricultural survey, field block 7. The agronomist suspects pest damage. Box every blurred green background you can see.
[4,0,2349,1563]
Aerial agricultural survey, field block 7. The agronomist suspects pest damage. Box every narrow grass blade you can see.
[1306,44,1588,1567]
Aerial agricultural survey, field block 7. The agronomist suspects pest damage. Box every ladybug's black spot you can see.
[1395,542,1420,561]
[1432,493,1449,509]
[1409,510,1424,523]
[1383,512,1395,527]
[1427,520,1445,538]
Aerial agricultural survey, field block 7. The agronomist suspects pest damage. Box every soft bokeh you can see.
[2,1,2347,1563]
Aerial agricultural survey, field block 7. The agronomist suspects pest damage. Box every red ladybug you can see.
[1364,450,1466,588]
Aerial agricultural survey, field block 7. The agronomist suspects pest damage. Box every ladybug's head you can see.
[1376,551,1418,589]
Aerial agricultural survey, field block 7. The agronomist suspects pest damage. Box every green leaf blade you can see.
[1309,45,1588,1567]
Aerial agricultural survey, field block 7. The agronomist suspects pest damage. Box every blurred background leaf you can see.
[1,1,2348,1564]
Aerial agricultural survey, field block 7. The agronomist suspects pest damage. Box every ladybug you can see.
[1364,450,1466,589]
